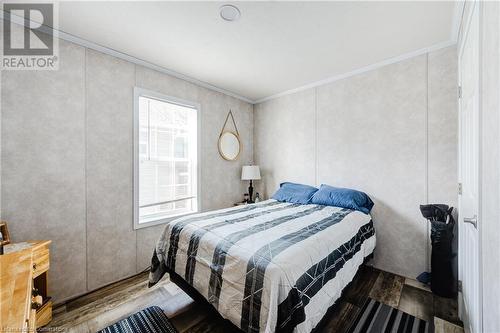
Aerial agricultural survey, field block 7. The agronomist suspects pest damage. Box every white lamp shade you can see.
[241,165,261,180]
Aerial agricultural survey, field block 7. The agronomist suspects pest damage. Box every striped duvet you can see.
[149,200,376,333]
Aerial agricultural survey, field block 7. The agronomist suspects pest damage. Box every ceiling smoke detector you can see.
[220,4,241,22]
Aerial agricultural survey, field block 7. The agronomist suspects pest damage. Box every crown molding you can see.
[2,7,462,106]
[0,10,254,104]
[254,40,457,104]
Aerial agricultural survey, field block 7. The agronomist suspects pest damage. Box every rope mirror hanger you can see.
[218,110,242,161]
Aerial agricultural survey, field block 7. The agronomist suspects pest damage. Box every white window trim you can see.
[133,87,202,230]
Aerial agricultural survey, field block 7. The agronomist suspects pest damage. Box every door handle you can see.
[464,215,477,228]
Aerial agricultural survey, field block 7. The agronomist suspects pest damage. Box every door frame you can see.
[457,1,483,332]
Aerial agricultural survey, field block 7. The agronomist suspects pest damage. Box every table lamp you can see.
[241,165,261,203]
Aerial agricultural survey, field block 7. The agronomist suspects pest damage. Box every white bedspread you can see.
[149,200,376,333]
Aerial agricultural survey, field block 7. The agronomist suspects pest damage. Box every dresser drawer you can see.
[32,246,50,277]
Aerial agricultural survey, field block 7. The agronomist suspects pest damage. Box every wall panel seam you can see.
[314,88,318,186]
[425,52,430,272]
[84,47,89,292]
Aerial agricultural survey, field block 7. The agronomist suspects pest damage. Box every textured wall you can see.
[2,40,88,299]
[1,39,253,301]
[254,46,457,279]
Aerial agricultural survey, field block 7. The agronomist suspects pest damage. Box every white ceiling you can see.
[55,1,459,102]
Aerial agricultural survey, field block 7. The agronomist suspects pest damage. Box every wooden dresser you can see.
[0,240,52,332]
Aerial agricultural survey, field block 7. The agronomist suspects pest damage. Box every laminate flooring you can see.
[48,266,463,333]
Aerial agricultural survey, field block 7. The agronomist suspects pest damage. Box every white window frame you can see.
[133,87,201,230]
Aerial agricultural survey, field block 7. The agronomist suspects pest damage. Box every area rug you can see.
[347,298,434,333]
[97,306,177,333]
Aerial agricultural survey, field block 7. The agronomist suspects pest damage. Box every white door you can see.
[458,2,482,333]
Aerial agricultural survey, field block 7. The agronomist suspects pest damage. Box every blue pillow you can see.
[272,182,318,204]
[311,184,374,214]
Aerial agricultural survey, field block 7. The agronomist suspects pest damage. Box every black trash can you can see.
[420,204,457,298]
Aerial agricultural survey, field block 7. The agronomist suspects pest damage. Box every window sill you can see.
[134,210,198,230]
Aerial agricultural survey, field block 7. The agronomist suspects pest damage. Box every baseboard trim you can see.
[53,271,149,307]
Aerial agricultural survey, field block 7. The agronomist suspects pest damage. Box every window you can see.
[134,88,199,229]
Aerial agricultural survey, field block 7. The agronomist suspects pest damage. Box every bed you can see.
[149,199,376,333]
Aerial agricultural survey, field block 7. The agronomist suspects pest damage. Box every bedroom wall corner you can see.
[1,35,254,301]
[254,45,458,280]
[253,89,316,199]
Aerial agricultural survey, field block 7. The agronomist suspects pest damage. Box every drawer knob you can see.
[33,263,37,270]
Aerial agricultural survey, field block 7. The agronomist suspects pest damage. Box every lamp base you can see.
[248,180,254,203]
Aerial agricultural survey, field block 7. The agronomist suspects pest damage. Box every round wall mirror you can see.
[218,131,241,161]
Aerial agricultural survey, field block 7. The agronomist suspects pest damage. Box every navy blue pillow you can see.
[272,182,318,204]
[311,184,374,214]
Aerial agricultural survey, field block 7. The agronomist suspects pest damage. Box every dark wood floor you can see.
[49,265,464,333]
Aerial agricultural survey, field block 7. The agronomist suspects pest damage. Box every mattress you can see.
[149,200,376,333]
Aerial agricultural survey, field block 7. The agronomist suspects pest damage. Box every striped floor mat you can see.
[97,306,177,333]
[348,298,434,333]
